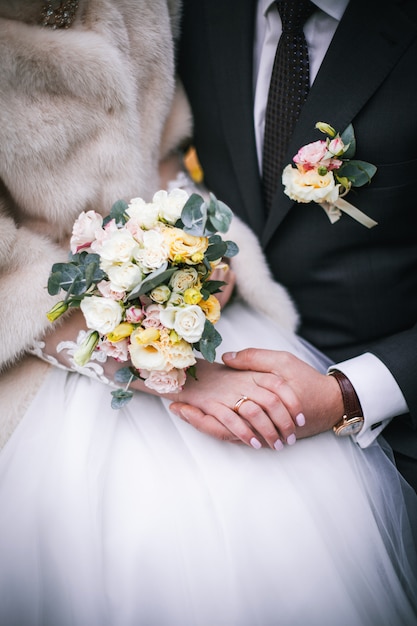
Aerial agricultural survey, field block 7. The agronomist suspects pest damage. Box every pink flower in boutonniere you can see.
[282,122,378,228]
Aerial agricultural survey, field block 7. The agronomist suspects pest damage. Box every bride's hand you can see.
[169,359,305,450]
[222,349,343,438]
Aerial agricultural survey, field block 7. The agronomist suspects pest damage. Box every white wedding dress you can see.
[0,300,416,626]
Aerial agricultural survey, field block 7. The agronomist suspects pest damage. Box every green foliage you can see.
[47,252,105,299]
[196,319,222,363]
[338,160,377,187]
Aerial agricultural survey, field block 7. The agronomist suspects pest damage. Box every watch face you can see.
[341,421,363,436]
[334,417,364,436]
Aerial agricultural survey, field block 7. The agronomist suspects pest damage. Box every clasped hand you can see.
[169,349,343,450]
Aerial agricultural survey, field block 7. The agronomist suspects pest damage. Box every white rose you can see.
[80,296,123,335]
[127,197,159,230]
[282,165,340,205]
[150,284,171,304]
[153,188,189,224]
[106,262,143,292]
[169,267,199,292]
[161,305,206,343]
[70,210,103,254]
[134,229,169,272]
[99,229,140,265]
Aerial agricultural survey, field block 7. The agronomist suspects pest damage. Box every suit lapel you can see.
[202,0,266,236]
[261,0,417,246]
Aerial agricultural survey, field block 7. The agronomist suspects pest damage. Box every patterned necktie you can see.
[262,0,315,212]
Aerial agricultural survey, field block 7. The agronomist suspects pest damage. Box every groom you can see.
[176,0,417,490]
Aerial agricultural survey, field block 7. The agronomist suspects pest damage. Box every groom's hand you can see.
[222,349,343,438]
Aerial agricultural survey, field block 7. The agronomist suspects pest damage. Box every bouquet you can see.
[46,188,238,408]
[282,122,378,228]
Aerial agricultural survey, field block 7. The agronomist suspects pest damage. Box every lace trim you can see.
[28,331,115,387]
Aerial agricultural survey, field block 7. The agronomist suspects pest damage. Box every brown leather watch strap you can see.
[328,370,363,419]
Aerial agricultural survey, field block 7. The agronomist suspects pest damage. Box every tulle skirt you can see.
[0,301,416,626]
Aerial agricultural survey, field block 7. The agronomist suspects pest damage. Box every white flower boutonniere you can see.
[282,122,378,228]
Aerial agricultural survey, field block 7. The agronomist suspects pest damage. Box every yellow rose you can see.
[163,227,208,265]
[184,287,203,305]
[199,295,221,324]
[106,322,135,342]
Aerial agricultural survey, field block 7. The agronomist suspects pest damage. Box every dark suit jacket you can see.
[177,0,417,458]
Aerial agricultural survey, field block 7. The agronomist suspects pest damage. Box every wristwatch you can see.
[328,370,364,436]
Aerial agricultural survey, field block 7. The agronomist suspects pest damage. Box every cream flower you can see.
[160,305,206,343]
[80,296,123,335]
[106,262,143,292]
[282,165,340,205]
[99,229,140,265]
[150,284,171,304]
[134,229,169,272]
[127,197,159,230]
[129,328,167,371]
[169,267,199,292]
[152,188,189,224]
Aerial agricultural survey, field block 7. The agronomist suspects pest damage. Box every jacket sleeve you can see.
[0,213,64,371]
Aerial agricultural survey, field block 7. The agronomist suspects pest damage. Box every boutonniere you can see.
[282,122,377,228]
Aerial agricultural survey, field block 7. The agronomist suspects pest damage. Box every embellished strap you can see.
[40,0,79,29]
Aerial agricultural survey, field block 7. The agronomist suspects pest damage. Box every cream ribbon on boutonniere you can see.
[282,122,378,228]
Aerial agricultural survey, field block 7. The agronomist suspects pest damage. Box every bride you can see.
[0,2,416,625]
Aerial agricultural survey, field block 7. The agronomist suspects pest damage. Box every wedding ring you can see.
[233,396,250,414]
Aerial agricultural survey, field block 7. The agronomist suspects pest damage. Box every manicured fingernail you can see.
[176,408,190,422]
[274,439,284,451]
[250,437,262,449]
[296,413,306,427]
[223,351,236,360]
[287,433,296,446]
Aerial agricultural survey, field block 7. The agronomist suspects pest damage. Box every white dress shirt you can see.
[253,0,408,446]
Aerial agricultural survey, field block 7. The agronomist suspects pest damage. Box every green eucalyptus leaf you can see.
[340,124,356,158]
[224,241,239,258]
[111,389,134,410]
[128,264,177,299]
[114,367,137,384]
[339,160,377,187]
[206,194,233,233]
[180,193,207,236]
[47,271,65,296]
[105,199,129,227]
[205,241,228,262]
[197,319,222,363]
[51,263,86,295]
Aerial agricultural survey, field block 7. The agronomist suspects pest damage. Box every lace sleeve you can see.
[27,310,119,388]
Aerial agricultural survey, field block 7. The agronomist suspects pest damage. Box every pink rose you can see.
[125,305,144,324]
[142,368,187,394]
[99,338,130,362]
[142,304,164,328]
[293,140,328,170]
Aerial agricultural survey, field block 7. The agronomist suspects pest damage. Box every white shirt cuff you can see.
[328,353,408,448]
